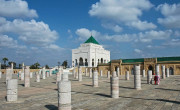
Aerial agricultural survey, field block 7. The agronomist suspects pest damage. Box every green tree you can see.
[8,61,16,69]
[45,64,50,69]
[62,60,68,68]
[19,64,22,69]
[30,64,36,69]
[34,62,40,69]
[2,57,8,67]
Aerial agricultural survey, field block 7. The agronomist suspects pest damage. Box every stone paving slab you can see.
[0,74,180,110]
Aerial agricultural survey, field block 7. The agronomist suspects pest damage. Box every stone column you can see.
[22,62,24,80]
[112,71,117,77]
[56,69,62,84]
[49,69,52,76]
[117,67,119,77]
[85,68,88,76]
[89,68,92,78]
[36,72,40,82]
[156,64,160,76]
[46,71,50,77]
[166,68,169,77]
[147,70,152,84]
[58,75,71,110]
[42,67,46,79]
[142,69,145,77]
[111,71,119,98]
[75,71,78,79]
[78,67,82,81]
[0,70,1,79]
[162,65,166,79]
[93,70,98,87]
[73,69,75,79]
[24,66,30,87]
[6,68,12,84]
[30,72,33,78]
[62,73,69,81]
[100,70,103,77]
[134,65,141,90]
[0,63,1,79]
[125,71,129,80]
[7,79,18,102]
[107,71,110,79]
[11,62,13,70]
[21,71,24,81]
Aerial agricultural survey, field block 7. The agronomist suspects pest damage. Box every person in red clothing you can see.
[154,75,160,85]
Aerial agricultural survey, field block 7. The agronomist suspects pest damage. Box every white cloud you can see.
[0,18,58,47]
[102,23,122,32]
[174,31,180,37]
[0,34,18,48]
[44,44,64,51]
[76,28,137,42]
[163,39,180,46]
[127,20,156,30]
[157,3,180,28]
[76,28,173,43]
[0,0,38,18]
[134,49,142,54]
[139,30,172,42]
[89,0,156,30]
[105,34,136,42]
[75,28,101,41]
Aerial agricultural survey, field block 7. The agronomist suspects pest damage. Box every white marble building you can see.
[72,36,110,67]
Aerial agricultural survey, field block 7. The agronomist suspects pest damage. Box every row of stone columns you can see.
[5,65,55,102]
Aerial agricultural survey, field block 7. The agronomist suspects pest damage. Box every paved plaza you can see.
[0,74,180,110]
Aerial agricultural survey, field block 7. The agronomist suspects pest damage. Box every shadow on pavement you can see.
[155,88,179,91]
[119,96,180,104]
[94,93,111,98]
[45,105,58,110]
[82,84,92,87]
[156,99,180,104]
[18,84,24,87]
[119,86,134,89]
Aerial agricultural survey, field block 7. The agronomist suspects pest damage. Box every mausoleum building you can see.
[72,36,110,67]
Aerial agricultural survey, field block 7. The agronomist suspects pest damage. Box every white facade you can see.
[72,43,110,67]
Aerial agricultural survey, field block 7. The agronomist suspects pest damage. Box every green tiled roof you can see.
[122,58,144,63]
[84,36,99,45]
[157,56,180,62]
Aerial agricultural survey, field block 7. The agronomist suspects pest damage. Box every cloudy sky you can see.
[0,0,180,67]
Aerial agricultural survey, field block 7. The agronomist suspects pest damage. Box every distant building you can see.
[98,56,180,75]
[72,36,110,67]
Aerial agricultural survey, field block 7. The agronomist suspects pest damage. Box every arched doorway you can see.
[75,59,78,66]
[131,68,134,75]
[85,59,88,66]
[148,65,154,75]
[92,59,94,67]
[169,67,174,75]
[79,57,83,66]
[101,58,103,63]
[115,66,118,71]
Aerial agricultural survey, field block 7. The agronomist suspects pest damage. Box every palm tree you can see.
[2,57,8,67]
[19,64,22,69]
[8,61,16,69]
[34,62,40,69]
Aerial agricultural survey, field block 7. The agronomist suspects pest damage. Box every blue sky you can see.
[0,0,180,67]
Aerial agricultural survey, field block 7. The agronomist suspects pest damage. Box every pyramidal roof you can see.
[84,36,99,45]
